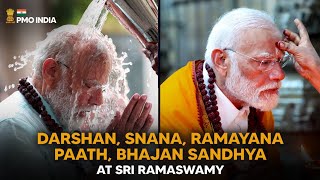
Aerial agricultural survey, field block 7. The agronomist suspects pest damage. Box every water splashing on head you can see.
[5,0,130,132]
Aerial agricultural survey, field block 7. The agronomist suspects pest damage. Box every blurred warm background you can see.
[0,0,158,131]
[160,0,320,132]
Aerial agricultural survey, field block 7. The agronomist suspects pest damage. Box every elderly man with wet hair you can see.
[0,25,154,179]
[1,25,153,133]
[161,8,320,135]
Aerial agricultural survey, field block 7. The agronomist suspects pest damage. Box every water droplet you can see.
[124,68,130,73]
[122,62,132,66]
[13,56,17,59]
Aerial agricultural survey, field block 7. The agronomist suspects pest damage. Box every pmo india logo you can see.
[6,8,57,24]
[6,8,15,23]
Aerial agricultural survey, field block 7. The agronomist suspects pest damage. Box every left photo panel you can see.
[0,0,158,179]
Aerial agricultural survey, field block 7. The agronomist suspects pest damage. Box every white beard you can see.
[45,81,86,132]
[225,60,281,111]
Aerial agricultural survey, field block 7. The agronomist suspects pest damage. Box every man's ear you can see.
[211,49,228,76]
[42,58,60,88]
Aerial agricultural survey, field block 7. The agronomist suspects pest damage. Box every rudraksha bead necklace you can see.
[195,62,266,134]
[18,77,63,133]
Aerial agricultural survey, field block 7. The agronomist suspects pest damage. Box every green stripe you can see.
[17,14,26,16]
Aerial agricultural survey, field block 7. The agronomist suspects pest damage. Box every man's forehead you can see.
[71,52,110,67]
[69,54,110,83]
[75,59,110,74]
[237,28,282,53]
[241,28,281,41]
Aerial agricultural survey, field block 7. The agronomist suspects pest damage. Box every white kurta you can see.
[203,63,250,132]
[0,91,81,179]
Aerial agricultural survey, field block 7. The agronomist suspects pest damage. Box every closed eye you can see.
[259,59,275,66]
[83,81,97,89]
[84,82,91,88]
[261,60,272,65]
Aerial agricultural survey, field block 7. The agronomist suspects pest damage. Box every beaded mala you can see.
[18,77,63,133]
[195,61,266,134]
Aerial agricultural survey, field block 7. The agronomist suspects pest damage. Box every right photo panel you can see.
[160,0,320,179]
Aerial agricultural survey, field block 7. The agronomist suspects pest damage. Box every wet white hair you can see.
[32,25,113,78]
[204,8,280,67]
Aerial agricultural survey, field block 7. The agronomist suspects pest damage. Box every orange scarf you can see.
[160,60,274,137]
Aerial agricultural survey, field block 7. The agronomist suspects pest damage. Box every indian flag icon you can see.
[17,9,27,16]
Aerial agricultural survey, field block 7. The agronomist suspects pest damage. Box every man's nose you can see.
[88,89,103,106]
[269,63,285,81]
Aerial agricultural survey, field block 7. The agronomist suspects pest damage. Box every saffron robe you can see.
[160,60,274,136]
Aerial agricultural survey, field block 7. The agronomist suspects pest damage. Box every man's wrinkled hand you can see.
[106,93,153,136]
